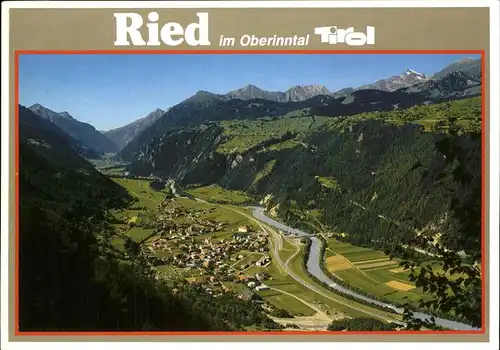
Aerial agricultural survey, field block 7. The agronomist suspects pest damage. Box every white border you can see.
[1,1,499,350]
[1,0,12,349]
[0,0,495,8]
[487,0,500,349]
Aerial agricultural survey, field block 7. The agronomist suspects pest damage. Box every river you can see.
[250,206,478,331]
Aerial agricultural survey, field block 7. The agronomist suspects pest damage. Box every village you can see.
[128,197,274,303]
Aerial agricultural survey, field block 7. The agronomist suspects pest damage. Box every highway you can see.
[250,206,479,331]
[168,180,478,331]
[221,205,402,324]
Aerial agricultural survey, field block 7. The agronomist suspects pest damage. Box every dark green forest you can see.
[123,97,482,329]
[327,318,398,331]
[127,97,482,258]
[19,106,279,331]
[18,58,483,332]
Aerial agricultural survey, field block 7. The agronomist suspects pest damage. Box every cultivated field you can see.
[107,177,403,324]
[324,239,433,305]
[256,260,361,319]
[114,178,167,208]
[185,185,254,205]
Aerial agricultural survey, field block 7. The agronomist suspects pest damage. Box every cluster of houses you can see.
[181,270,272,303]
[154,203,224,239]
[255,255,272,267]
[159,200,210,218]
[137,198,280,308]
[232,226,269,253]
[234,272,271,302]
[151,227,269,273]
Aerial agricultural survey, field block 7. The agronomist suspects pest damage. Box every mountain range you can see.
[357,69,429,91]
[26,58,481,158]
[19,56,483,331]
[224,84,333,102]
[20,105,104,166]
[102,108,167,150]
[102,58,480,151]
[430,57,481,80]
[117,60,481,162]
[28,103,118,155]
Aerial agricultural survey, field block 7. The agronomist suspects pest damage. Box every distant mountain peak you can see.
[132,108,165,123]
[358,69,429,92]
[229,84,267,95]
[28,103,117,153]
[285,85,332,100]
[58,111,74,119]
[195,90,215,96]
[431,57,481,80]
[287,84,330,91]
[403,69,425,76]
[224,83,331,103]
[29,103,59,120]
[185,90,223,104]
[103,107,167,150]
[30,103,45,109]
[29,104,74,118]
[242,84,262,90]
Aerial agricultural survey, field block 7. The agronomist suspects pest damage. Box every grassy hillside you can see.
[126,97,481,258]
[119,69,480,163]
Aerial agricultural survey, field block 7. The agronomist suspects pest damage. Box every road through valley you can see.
[250,206,478,331]
[169,181,477,331]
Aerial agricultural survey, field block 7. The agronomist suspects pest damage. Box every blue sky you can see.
[19,53,480,131]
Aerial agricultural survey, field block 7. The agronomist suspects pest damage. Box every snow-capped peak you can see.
[404,69,422,76]
[403,69,428,80]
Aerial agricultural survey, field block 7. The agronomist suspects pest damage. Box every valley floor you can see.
[106,178,420,331]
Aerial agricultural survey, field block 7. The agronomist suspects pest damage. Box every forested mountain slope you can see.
[18,105,278,331]
[102,108,166,150]
[126,97,481,257]
[29,104,118,154]
[119,70,480,163]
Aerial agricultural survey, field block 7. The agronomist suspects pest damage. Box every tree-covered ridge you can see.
[119,67,480,163]
[327,318,398,331]
[258,126,480,257]
[21,95,481,331]
[392,117,482,329]
[216,116,331,154]
[19,105,102,165]
[19,106,280,331]
[128,97,481,258]
[331,96,481,133]
[29,103,118,154]
[19,55,483,332]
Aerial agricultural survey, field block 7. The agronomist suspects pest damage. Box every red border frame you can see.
[13,49,487,337]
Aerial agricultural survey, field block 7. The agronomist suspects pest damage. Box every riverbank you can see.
[250,206,478,331]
